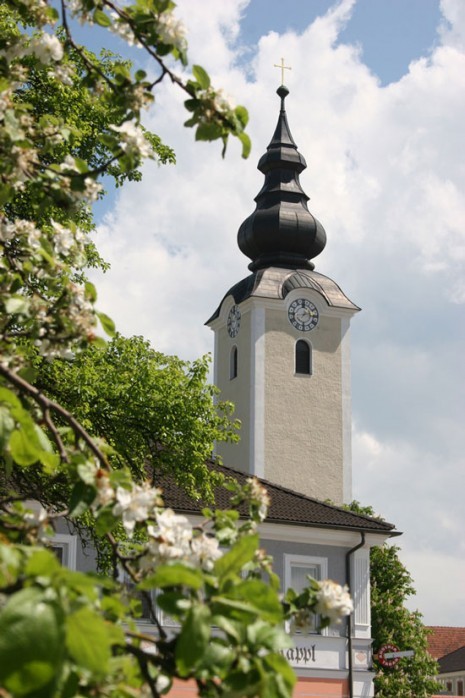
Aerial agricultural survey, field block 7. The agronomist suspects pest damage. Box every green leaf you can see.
[0,183,13,206]
[175,604,211,677]
[0,588,65,695]
[199,640,235,675]
[195,121,223,142]
[95,507,118,536]
[239,131,251,159]
[93,8,111,26]
[25,549,61,577]
[66,607,116,676]
[139,563,204,591]
[223,667,262,697]
[68,481,97,517]
[0,406,15,449]
[155,590,188,617]
[184,116,198,128]
[246,619,291,651]
[84,281,97,302]
[235,105,249,128]
[227,579,284,623]
[38,450,60,472]
[210,614,242,642]
[9,428,40,466]
[0,543,22,588]
[192,65,210,89]
[97,311,116,337]
[263,652,296,698]
[0,387,21,409]
[184,98,200,112]
[214,533,259,582]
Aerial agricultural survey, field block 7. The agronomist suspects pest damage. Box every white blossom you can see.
[60,154,79,173]
[30,34,63,64]
[213,89,234,115]
[23,504,49,543]
[155,675,170,693]
[108,14,141,47]
[111,121,152,159]
[154,508,193,559]
[113,484,162,537]
[246,477,270,521]
[94,471,115,507]
[314,580,353,624]
[190,533,222,571]
[50,220,74,255]
[53,63,74,86]
[156,12,187,52]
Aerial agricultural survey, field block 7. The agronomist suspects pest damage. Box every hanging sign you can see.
[377,643,400,668]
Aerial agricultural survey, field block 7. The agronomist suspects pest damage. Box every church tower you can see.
[206,86,359,505]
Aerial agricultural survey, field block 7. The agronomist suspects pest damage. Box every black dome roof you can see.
[237,86,327,272]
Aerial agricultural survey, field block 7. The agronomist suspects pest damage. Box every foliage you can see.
[0,1,352,697]
[35,334,239,500]
[347,502,440,697]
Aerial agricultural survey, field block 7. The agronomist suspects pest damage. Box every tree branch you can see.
[0,363,110,468]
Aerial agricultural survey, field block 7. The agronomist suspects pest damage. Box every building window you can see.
[295,340,312,375]
[446,681,453,692]
[230,345,238,380]
[284,554,328,634]
[458,680,464,696]
[50,534,77,570]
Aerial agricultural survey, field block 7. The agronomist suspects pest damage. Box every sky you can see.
[90,0,465,626]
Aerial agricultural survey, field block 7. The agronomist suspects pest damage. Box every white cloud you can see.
[353,424,465,624]
[93,0,465,626]
[399,548,465,626]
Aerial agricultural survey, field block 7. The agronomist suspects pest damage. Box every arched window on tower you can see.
[295,339,312,375]
[230,345,238,380]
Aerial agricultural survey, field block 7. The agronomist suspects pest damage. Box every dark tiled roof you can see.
[156,463,398,535]
[206,268,359,324]
[427,627,465,659]
[438,645,465,673]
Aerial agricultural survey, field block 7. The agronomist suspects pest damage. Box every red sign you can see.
[378,643,400,668]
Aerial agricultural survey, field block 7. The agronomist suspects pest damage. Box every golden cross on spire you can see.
[273,57,292,85]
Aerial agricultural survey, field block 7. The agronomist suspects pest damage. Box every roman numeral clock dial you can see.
[288,299,319,331]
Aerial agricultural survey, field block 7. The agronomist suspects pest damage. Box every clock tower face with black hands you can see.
[227,305,241,338]
[288,299,319,331]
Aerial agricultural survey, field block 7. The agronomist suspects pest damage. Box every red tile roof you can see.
[427,626,465,659]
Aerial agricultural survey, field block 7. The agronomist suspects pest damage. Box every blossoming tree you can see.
[0,1,353,696]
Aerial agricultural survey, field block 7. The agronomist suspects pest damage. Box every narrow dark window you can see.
[295,340,311,375]
[230,346,238,380]
[458,680,464,696]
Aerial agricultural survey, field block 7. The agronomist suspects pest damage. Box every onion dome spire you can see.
[237,86,326,271]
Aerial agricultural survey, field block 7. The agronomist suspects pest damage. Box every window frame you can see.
[294,339,312,376]
[229,344,238,380]
[50,533,77,570]
[284,554,328,635]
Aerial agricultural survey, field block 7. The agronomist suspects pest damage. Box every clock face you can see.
[227,305,241,338]
[288,299,319,332]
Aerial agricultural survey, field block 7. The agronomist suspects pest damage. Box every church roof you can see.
[207,267,359,323]
[156,463,398,536]
[237,86,327,272]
